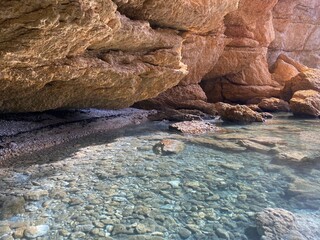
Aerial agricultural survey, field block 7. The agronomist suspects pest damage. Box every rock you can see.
[112,224,133,235]
[260,112,273,119]
[0,226,12,237]
[258,98,290,112]
[238,140,271,153]
[75,224,94,233]
[169,121,219,134]
[269,1,320,69]
[287,178,320,200]
[153,139,185,155]
[178,227,192,239]
[189,137,246,152]
[256,208,320,240]
[216,102,264,123]
[270,55,301,85]
[24,190,48,201]
[0,196,25,219]
[0,0,309,113]
[215,228,230,239]
[290,90,320,117]
[256,208,296,239]
[24,225,50,239]
[274,151,309,162]
[147,108,206,122]
[282,68,320,101]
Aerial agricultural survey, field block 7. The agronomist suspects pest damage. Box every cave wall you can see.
[268,0,320,69]
[0,0,318,112]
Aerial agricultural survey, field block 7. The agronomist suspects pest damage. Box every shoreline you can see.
[0,108,151,164]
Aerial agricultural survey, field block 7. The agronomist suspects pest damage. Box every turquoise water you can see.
[0,114,320,239]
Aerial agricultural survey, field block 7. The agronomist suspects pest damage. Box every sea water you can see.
[0,114,319,239]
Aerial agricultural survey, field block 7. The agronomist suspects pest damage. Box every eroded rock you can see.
[169,121,219,134]
[258,97,290,112]
[290,90,320,117]
[216,103,264,123]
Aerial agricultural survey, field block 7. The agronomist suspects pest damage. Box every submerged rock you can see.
[153,139,185,155]
[24,225,50,239]
[216,103,264,123]
[169,120,219,134]
[0,196,25,220]
[256,208,320,240]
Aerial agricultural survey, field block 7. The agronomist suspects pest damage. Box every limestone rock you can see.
[215,103,264,123]
[282,68,320,101]
[290,90,320,117]
[0,0,188,112]
[269,0,320,68]
[270,55,301,85]
[258,98,290,112]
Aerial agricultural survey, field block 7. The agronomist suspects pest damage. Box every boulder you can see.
[270,55,301,85]
[256,208,320,240]
[215,102,264,123]
[290,90,320,117]
[282,68,320,101]
[258,97,290,112]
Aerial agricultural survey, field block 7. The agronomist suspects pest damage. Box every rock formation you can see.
[0,0,319,112]
[269,0,320,69]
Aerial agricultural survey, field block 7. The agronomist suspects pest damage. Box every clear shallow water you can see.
[0,114,320,239]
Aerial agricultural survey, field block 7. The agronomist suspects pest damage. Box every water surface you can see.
[0,114,320,239]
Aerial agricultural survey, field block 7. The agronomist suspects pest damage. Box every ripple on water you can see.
[0,114,320,239]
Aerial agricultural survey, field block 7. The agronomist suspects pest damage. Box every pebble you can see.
[24,225,50,239]
[0,118,319,240]
[178,227,192,239]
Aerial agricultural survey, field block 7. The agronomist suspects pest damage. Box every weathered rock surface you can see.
[290,90,320,117]
[282,68,320,101]
[0,0,189,112]
[216,102,264,123]
[201,0,282,103]
[256,208,320,240]
[270,54,306,85]
[169,121,219,134]
[0,0,319,112]
[258,97,290,112]
[269,0,320,69]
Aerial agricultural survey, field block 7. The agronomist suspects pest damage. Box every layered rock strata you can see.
[269,0,320,68]
[0,0,319,112]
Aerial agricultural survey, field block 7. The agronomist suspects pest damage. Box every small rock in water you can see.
[215,228,230,239]
[178,227,192,239]
[169,120,220,134]
[24,225,50,239]
[153,139,185,155]
[0,196,25,219]
[24,190,48,201]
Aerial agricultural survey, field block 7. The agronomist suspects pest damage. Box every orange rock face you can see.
[269,0,320,68]
[201,0,282,103]
[0,0,318,112]
[290,90,320,117]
